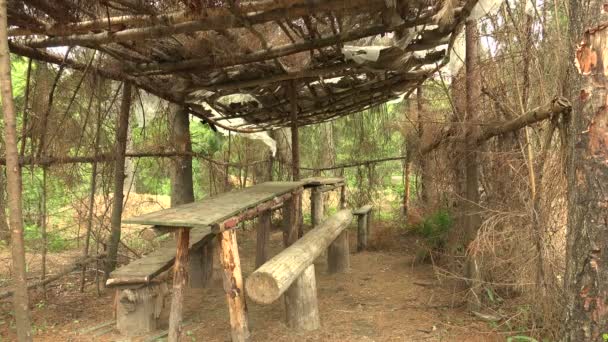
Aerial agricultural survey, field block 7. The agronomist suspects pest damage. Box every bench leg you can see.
[255,210,272,268]
[328,230,350,273]
[190,241,215,288]
[357,214,368,252]
[282,192,301,247]
[116,283,167,336]
[168,228,190,342]
[284,264,320,331]
[218,229,250,342]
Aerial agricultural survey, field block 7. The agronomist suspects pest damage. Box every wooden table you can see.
[124,181,305,342]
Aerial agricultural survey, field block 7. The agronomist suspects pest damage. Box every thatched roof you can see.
[8,0,479,132]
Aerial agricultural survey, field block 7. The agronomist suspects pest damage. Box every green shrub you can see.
[411,210,453,250]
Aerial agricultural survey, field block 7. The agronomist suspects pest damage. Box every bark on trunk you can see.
[169,104,194,207]
[464,19,482,311]
[105,82,132,279]
[0,1,33,338]
[562,5,608,338]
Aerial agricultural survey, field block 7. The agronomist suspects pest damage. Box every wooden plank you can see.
[302,177,344,187]
[106,226,213,286]
[353,204,373,216]
[124,181,305,228]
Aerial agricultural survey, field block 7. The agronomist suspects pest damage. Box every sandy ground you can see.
[0,220,501,342]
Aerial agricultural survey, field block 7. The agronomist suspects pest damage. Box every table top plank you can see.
[124,181,305,228]
[107,226,214,285]
[301,177,344,187]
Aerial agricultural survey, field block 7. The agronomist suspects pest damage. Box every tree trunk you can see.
[105,82,132,279]
[417,87,430,205]
[464,19,482,310]
[0,168,9,243]
[563,2,608,339]
[169,104,194,207]
[271,128,292,181]
[0,0,33,338]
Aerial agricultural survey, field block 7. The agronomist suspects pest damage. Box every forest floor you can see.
[0,220,503,342]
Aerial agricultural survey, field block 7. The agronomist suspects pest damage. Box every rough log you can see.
[246,209,353,304]
[217,228,250,342]
[168,228,189,342]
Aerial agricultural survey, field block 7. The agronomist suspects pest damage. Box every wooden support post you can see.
[218,228,250,342]
[356,214,368,252]
[189,240,214,288]
[283,192,301,247]
[328,230,349,273]
[168,228,190,342]
[339,184,346,209]
[367,209,373,241]
[284,264,320,331]
[116,283,167,336]
[256,210,272,268]
[310,188,324,226]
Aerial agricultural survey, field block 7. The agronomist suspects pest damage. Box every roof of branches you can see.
[8,0,478,132]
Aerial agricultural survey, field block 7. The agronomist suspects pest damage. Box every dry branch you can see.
[420,96,572,154]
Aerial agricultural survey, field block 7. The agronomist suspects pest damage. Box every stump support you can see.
[284,264,320,331]
[217,226,250,342]
[328,230,349,273]
[310,188,324,226]
[356,214,368,252]
[116,282,167,336]
[189,240,215,288]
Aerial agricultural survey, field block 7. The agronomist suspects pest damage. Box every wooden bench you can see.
[106,226,214,336]
[246,210,353,331]
[353,205,373,251]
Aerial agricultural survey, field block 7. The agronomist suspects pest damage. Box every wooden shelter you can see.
[8,0,479,132]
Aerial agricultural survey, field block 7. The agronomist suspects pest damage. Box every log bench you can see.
[246,209,353,331]
[106,226,214,336]
[353,205,373,251]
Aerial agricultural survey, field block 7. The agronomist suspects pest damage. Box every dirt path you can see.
[0,224,498,341]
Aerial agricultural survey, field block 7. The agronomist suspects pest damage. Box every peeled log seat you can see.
[353,205,373,252]
[106,226,214,335]
[246,210,353,330]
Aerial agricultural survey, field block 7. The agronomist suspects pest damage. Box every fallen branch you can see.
[420,96,572,154]
[0,254,105,300]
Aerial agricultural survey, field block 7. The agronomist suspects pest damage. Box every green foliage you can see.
[23,224,73,252]
[411,210,453,250]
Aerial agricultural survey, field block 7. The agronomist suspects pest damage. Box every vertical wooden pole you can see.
[0,2,32,338]
[289,81,300,182]
[168,228,190,342]
[328,230,350,273]
[218,228,250,342]
[282,192,301,247]
[339,184,346,209]
[310,188,323,227]
[255,210,272,268]
[367,209,373,241]
[284,264,320,331]
[356,214,368,252]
